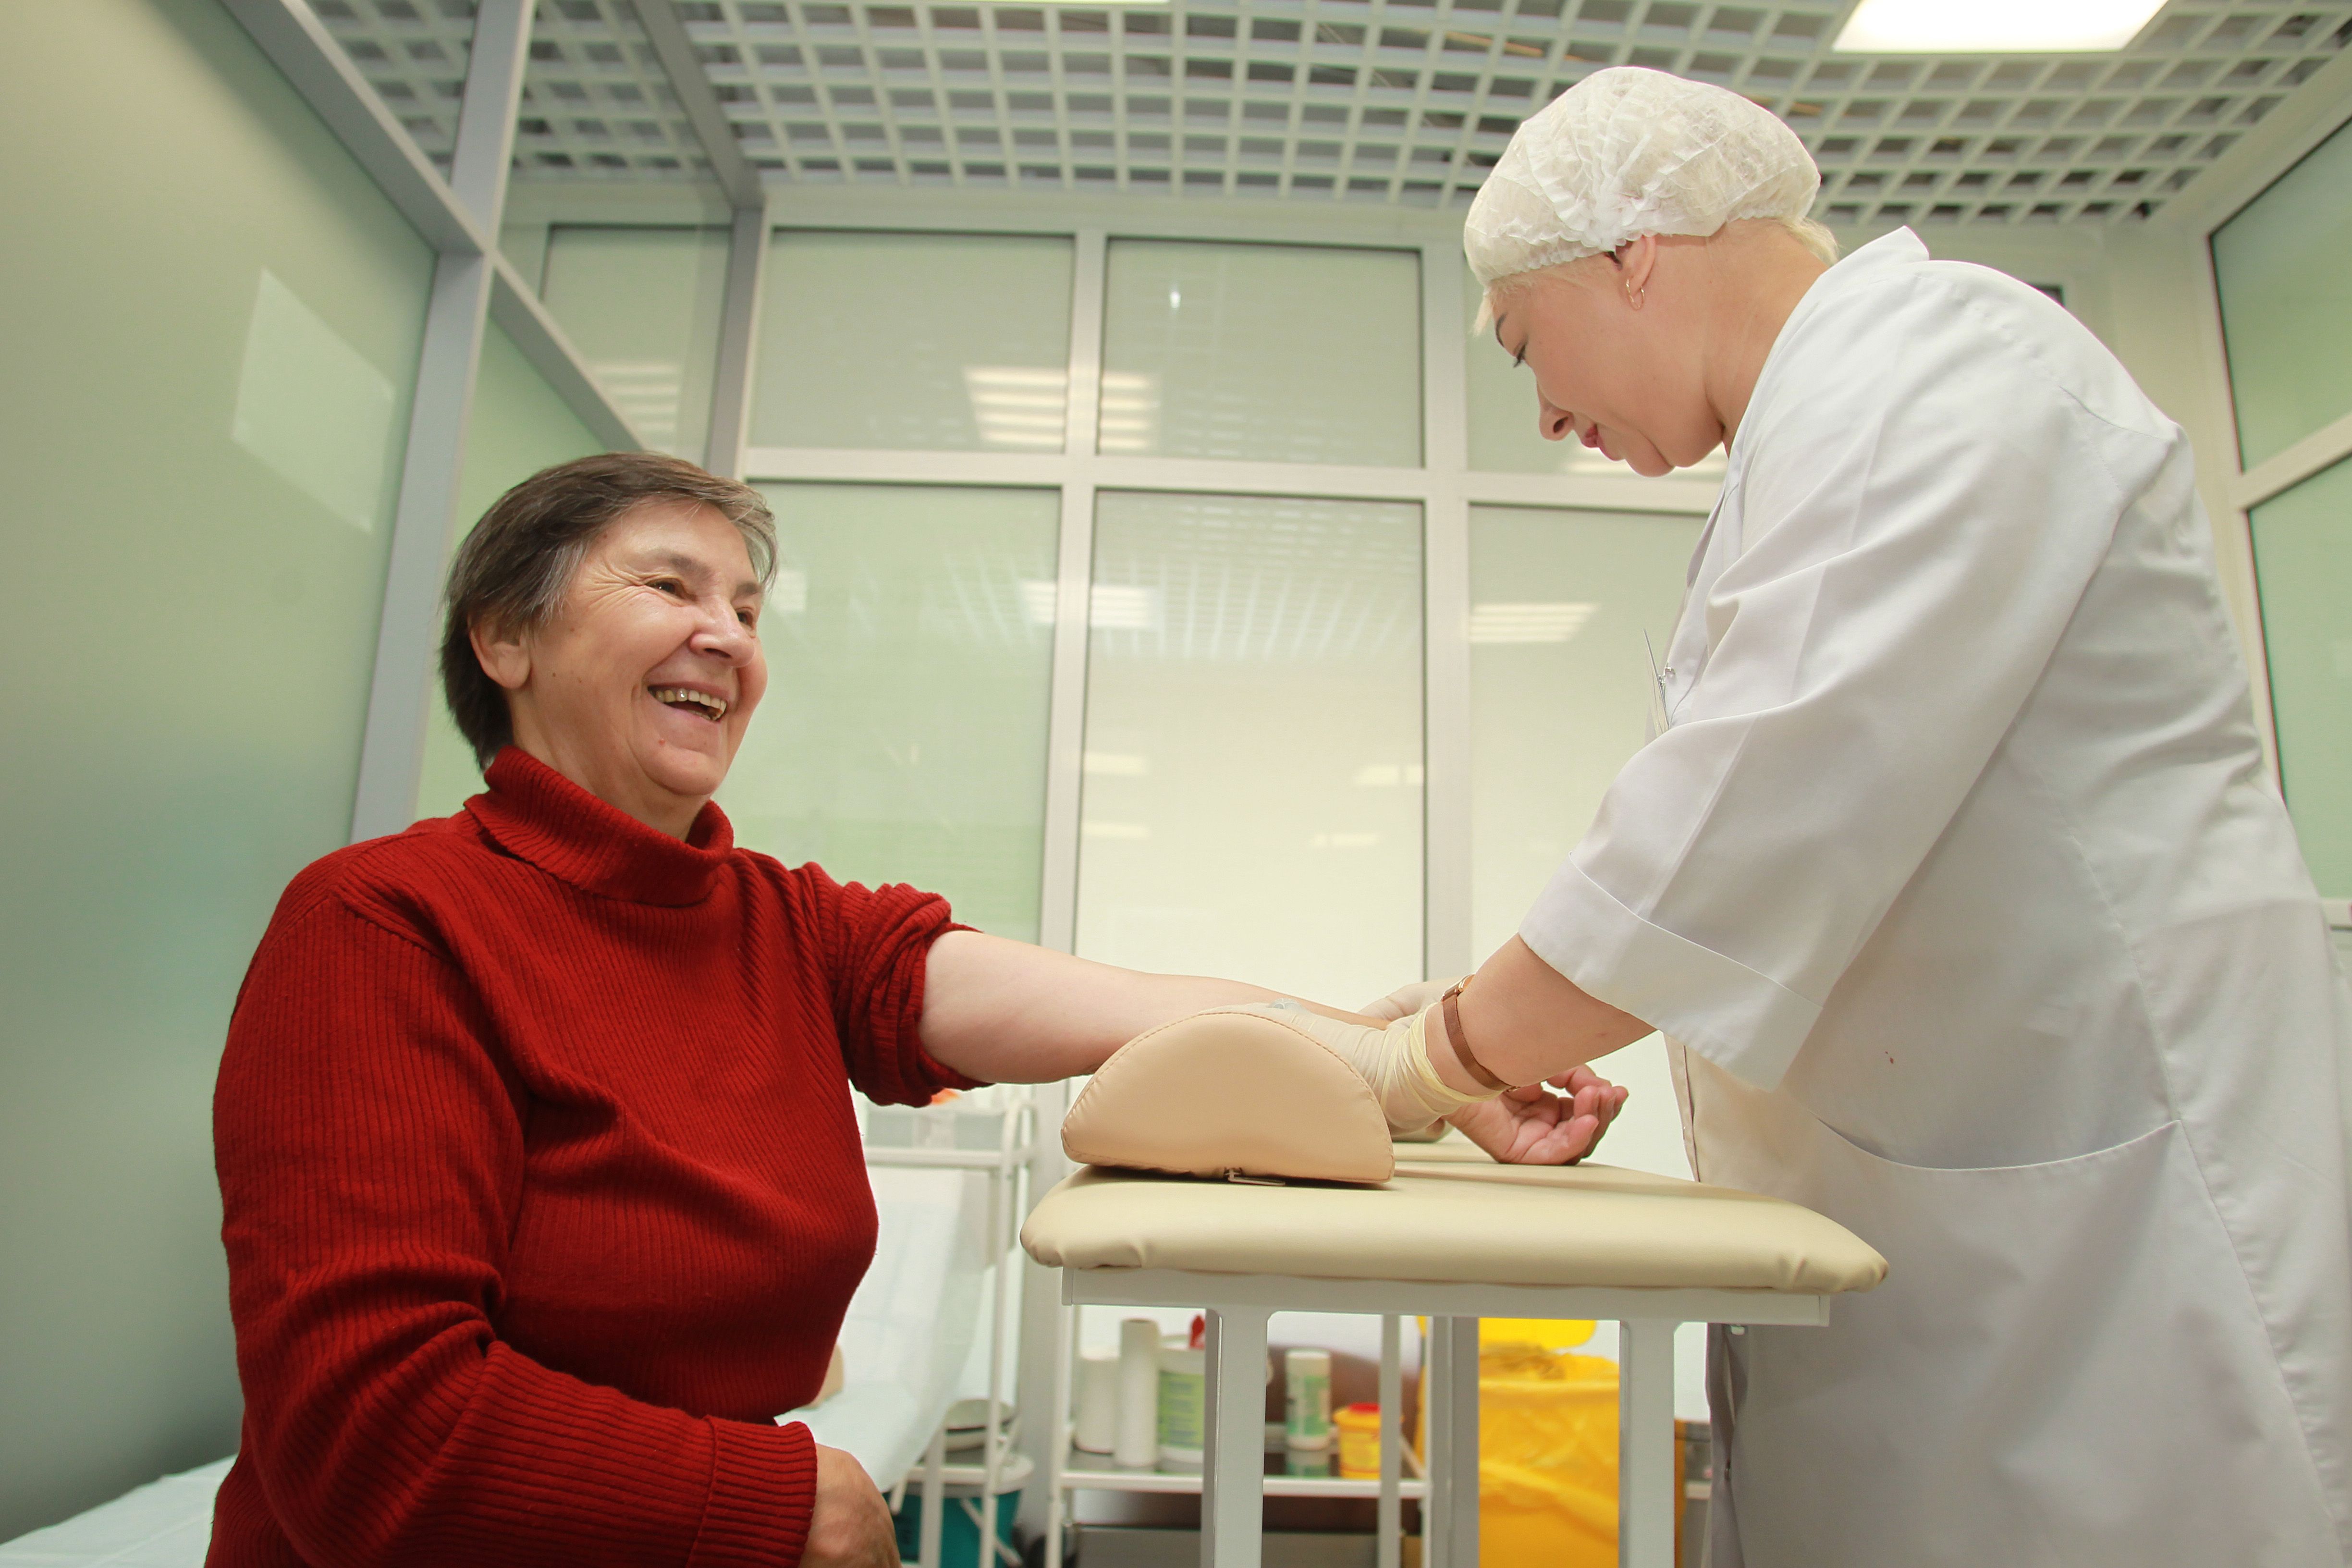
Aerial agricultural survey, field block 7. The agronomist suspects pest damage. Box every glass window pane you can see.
[724,484,1060,941]
[1469,504,1706,1179]
[751,232,1074,453]
[1468,504,1704,954]
[540,226,730,459]
[1100,241,1422,466]
[1463,265,1724,482]
[1077,491,1423,1005]
[2250,454,2352,896]
[2212,117,2352,470]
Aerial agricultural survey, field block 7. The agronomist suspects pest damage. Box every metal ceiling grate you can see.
[312,0,2352,223]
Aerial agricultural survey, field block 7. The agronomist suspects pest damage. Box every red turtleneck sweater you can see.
[208,748,972,1568]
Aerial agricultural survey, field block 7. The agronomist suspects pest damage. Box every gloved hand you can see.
[1225,1000,1500,1135]
[1356,977,1469,1023]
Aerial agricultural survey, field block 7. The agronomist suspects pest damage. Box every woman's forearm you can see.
[918,930,1379,1083]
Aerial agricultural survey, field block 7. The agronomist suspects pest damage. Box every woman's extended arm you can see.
[916,930,1378,1083]
[915,930,1631,1166]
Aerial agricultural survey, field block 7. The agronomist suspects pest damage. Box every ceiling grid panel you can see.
[307,0,2352,224]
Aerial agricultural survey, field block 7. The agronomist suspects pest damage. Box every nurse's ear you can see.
[1610,235,1659,310]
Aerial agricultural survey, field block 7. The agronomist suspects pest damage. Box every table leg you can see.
[1425,1316,1479,1568]
[919,1424,946,1568]
[1377,1315,1401,1568]
[1044,1301,1073,1568]
[1618,1319,1676,1568]
[1201,1306,1269,1568]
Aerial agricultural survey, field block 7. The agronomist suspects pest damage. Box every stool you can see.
[1021,1158,1883,1568]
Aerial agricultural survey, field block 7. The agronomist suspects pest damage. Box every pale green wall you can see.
[414,322,605,822]
[0,0,435,1538]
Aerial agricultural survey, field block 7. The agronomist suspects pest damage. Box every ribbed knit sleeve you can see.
[791,865,981,1106]
[213,889,817,1567]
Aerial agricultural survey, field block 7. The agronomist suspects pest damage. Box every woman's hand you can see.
[1446,1066,1629,1165]
[805,1445,901,1568]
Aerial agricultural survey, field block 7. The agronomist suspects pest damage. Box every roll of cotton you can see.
[1464,65,1821,292]
[1075,1347,1120,1455]
[1115,1317,1161,1469]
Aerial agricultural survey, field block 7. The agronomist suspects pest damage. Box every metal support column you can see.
[1618,1319,1678,1568]
[1424,1316,1479,1568]
[1377,1315,1404,1568]
[346,0,531,842]
[704,198,772,480]
[1202,1307,1271,1568]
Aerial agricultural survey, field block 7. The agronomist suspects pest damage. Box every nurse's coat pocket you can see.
[1711,1108,2333,1568]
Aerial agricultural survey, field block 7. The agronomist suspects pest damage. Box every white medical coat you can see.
[1520,229,2352,1565]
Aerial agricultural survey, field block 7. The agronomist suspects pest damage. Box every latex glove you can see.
[1447,1066,1630,1166]
[1356,976,1469,1023]
[1233,1001,1500,1135]
[806,1445,901,1567]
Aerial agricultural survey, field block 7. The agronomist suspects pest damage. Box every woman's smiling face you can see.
[474,500,768,836]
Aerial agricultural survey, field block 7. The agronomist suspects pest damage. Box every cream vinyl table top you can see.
[1022,1159,1886,1296]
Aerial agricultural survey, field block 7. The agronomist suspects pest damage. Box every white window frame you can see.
[538,188,1720,981]
[2151,43,2352,924]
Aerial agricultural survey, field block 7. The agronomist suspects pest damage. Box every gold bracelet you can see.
[1439,979,1513,1091]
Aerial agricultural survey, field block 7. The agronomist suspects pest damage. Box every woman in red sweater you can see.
[211,453,1622,1568]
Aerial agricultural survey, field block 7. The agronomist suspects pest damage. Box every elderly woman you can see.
[209,452,1622,1568]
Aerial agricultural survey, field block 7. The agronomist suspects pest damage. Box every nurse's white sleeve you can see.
[1522,272,2174,1089]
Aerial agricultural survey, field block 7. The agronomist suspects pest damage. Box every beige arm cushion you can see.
[1062,1008,1396,1186]
[1023,1163,1888,1295]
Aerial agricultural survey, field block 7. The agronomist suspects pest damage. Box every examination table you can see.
[1021,1149,1886,1568]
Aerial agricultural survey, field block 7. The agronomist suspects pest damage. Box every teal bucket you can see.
[891,1490,1019,1568]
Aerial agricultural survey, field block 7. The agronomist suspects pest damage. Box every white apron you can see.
[1517,231,2352,1565]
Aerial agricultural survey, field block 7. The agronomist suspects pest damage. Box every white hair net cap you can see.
[1464,66,1821,292]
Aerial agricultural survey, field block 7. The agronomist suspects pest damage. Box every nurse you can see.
[1314,66,2352,1565]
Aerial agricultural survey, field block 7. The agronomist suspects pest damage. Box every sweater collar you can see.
[468,747,735,907]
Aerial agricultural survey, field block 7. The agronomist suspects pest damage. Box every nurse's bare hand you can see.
[1446,1068,1630,1165]
[807,1444,901,1567]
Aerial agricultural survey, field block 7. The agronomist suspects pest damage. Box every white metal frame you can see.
[1061,1268,1831,1568]
[2140,43,2352,918]
[864,1089,1041,1568]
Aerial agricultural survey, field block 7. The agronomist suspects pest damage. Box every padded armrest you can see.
[1022,1163,1887,1295]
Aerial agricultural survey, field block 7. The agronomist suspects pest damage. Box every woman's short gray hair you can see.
[438,452,777,769]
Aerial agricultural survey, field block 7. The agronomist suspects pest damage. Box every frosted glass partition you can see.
[2212,117,2352,470]
[1076,491,1423,1006]
[414,320,605,822]
[0,0,435,1533]
[1468,504,1704,956]
[2250,454,2352,895]
[1100,241,1422,466]
[751,231,1074,453]
[1468,504,1705,1180]
[1463,266,1725,482]
[726,484,1059,942]
[540,226,729,459]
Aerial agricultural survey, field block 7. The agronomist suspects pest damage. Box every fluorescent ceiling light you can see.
[1017,580,1160,630]
[1468,602,1599,645]
[1833,0,2166,52]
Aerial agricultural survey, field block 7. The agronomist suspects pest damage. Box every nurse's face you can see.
[1487,246,1726,478]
